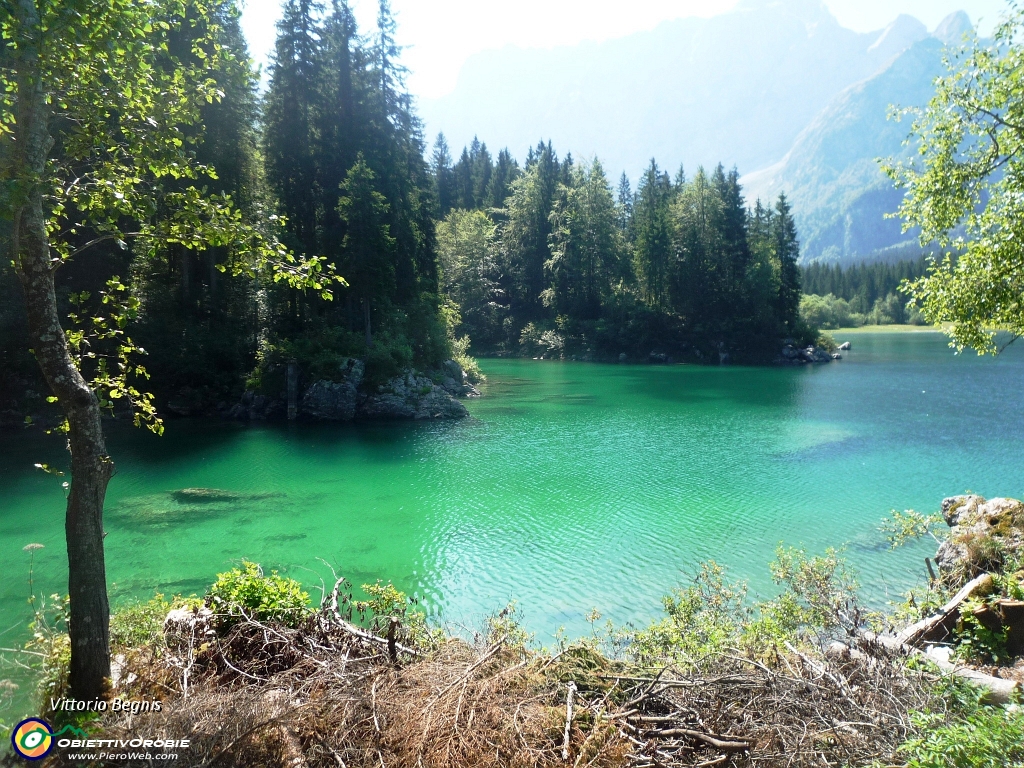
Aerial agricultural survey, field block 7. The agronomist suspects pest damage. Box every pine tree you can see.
[616,172,633,233]
[632,160,673,308]
[337,155,397,346]
[486,149,519,210]
[454,146,474,210]
[264,0,323,258]
[471,139,493,208]
[432,133,456,216]
[773,193,801,332]
[546,159,619,319]
[499,141,561,324]
[316,0,362,261]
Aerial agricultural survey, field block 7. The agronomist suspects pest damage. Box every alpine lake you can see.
[3,330,1024,718]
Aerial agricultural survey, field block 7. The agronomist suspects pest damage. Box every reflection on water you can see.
[2,331,1024,716]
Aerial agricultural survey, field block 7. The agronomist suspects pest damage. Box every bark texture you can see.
[12,0,113,702]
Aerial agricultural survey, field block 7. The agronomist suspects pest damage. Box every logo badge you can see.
[11,718,54,760]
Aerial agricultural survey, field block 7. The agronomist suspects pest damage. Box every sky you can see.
[239,0,1009,99]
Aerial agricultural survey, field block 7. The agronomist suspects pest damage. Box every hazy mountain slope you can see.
[742,12,972,263]
[418,0,928,177]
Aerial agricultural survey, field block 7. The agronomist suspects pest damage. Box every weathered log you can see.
[644,728,755,753]
[896,573,994,646]
[562,681,576,761]
[831,631,1019,705]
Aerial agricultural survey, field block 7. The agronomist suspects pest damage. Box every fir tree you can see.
[432,133,456,216]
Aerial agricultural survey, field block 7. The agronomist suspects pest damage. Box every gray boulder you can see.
[800,346,833,363]
[935,495,1024,579]
[300,358,364,421]
[437,359,480,398]
[358,370,468,421]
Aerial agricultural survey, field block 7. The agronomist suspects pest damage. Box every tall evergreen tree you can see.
[500,142,561,322]
[264,0,323,257]
[773,193,802,332]
[432,133,456,216]
[616,172,633,234]
[632,160,673,308]
[487,149,519,209]
[546,160,619,319]
[337,155,397,346]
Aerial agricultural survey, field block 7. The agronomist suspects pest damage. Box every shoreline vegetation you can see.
[4,494,1022,767]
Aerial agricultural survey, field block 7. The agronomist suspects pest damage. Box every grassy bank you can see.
[831,325,947,334]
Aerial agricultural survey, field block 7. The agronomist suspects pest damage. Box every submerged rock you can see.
[169,488,282,504]
[171,488,247,504]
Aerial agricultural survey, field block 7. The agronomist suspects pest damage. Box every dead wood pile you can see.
[39,597,956,768]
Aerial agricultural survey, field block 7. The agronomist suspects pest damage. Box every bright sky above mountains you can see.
[239,0,1008,98]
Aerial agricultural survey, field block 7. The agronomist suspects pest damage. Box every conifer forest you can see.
[0,0,806,416]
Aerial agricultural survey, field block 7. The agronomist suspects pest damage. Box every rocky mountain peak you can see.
[933,10,973,46]
[868,14,928,59]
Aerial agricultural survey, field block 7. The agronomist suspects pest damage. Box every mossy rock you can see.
[938,496,1024,584]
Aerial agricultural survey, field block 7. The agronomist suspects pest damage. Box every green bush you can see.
[363,331,414,388]
[816,331,837,353]
[629,548,858,667]
[352,580,444,649]
[954,599,1011,665]
[898,677,1024,768]
[109,594,174,651]
[207,561,310,629]
[628,561,751,667]
[24,594,71,715]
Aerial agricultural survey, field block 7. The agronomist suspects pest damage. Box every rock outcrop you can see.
[936,495,1024,579]
[437,359,480,399]
[775,341,836,365]
[359,373,468,420]
[295,358,472,422]
[301,358,364,421]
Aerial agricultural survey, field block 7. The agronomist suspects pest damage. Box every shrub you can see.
[207,561,310,629]
[25,594,71,716]
[954,599,1010,665]
[109,594,174,651]
[363,331,414,389]
[898,677,1024,768]
[358,581,443,649]
[816,331,837,353]
[630,548,859,667]
[628,561,751,667]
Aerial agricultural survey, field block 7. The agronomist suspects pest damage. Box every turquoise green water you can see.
[3,330,1024,714]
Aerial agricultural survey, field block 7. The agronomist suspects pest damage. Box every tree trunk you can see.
[363,297,373,348]
[12,0,113,702]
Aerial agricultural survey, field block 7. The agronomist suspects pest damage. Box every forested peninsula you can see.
[0,0,808,428]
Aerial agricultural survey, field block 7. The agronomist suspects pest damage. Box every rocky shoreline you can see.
[1,338,852,430]
[229,358,479,423]
[774,339,844,365]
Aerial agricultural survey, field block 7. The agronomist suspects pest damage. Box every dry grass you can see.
[37,599,951,768]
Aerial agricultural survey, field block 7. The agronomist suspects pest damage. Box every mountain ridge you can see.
[742,13,970,262]
[419,0,931,178]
